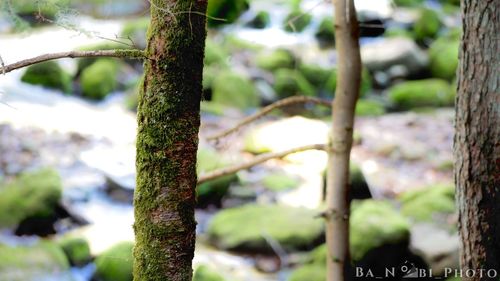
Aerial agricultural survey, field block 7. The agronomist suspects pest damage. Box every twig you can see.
[0,49,146,74]
[207,96,331,141]
[262,232,288,267]
[197,144,327,184]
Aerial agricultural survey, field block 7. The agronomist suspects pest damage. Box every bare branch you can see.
[0,49,146,74]
[207,96,332,141]
[197,144,327,184]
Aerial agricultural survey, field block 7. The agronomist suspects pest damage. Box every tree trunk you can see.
[133,1,207,281]
[454,0,500,280]
[326,0,361,281]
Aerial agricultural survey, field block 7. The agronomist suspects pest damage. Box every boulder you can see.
[284,10,312,33]
[57,237,92,266]
[413,8,442,42]
[256,49,297,72]
[246,11,270,29]
[80,59,119,100]
[11,0,67,24]
[207,204,324,252]
[315,17,335,47]
[361,38,429,78]
[262,173,300,192]
[410,223,459,276]
[290,200,418,280]
[193,264,227,281]
[273,68,316,98]
[388,79,455,110]
[21,61,72,93]
[207,0,249,27]
[399,184,456,222]
[0,242,71,281]
[94,242,134,281]
[429,37,459,81]
[0,169,62,231]
[211,71,259,110]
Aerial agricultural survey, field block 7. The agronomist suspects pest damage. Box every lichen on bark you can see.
[133,1,208,281]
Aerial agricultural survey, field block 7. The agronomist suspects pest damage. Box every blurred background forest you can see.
[0,0,461,280]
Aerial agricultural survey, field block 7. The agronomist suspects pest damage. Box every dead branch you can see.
[0,49,146,74]
[197,144,327,184]
[207,96,332,141]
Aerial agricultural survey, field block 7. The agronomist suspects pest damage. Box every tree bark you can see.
[133,1,207,281]
[326,0,361,281]
[454,1,500,280]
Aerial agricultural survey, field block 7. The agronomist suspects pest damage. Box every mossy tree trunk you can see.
[133,1,207,281]
[454,1,500,280]
[326,0,361,280]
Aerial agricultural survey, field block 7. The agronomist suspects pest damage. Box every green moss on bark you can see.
[133,1,208,281]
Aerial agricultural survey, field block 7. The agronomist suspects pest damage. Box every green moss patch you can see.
[207,0,248,27]
[0,169,62,228]
[256,49,296,72]
[193,264,226,281]
[80,59,119,100]
[246,11,270,29]
[207,204,324,252]
[388,79,455,110]
[429,38,459,80]
[399,184,455,221]
[211,71,259,109]
[94,242,134,281]
[274,68,316,98]
[57,237,91,266]
[355,100,386,116]
[315,17,335,46]
[262,173,300,191]
[284,10,312,33]
[21,61,72,93]
[413,8,442,42]
[0,241,70,281]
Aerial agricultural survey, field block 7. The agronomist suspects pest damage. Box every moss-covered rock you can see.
[274,68,316,98]
[197,147,237,207]
[355,100,386,116]
[57,237,91,266]
[120,17,149,49]
[350,200,410,261]
[384,27,414,39]
[0,169,62,229]
[11,0,67,23]
[290,200,410,280]
[21,61,72,93]
[193,264,226,281]
[399,184,455,221]
[322,163,372,201]
[204,39,229,67]
[284,10,312,33]
[0,242,70,281]
[211,71,259,109]
[315,17,335,46]
[207,0,249,27]
[413,8,442,42]
[388,79,455,110]
[262,173,300,192]
[207,204,324,252]
[429,38,459,80]
[80,59,119,100]
[94,242,134,281]
[299,63,333,90]
[256,49,297,72]
[392,0,424,6]
[246,11,270,29]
